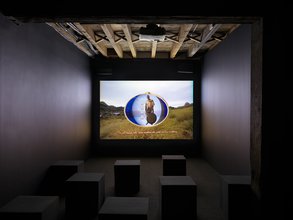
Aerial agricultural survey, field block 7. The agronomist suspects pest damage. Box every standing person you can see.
[145,94,156,125]
[145,95,155,113]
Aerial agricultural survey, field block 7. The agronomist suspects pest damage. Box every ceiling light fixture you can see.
[139,24,166,41]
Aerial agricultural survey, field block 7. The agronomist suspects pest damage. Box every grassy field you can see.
[100,106,193,139]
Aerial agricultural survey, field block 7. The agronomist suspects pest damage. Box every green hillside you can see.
[100,106,193,139]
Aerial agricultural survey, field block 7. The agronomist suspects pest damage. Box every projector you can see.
[139,24,166,41]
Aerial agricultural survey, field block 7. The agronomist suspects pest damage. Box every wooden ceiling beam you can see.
[165,36,179,44]
[170,24,193,58]
[188,24,221,57]
[47,23,94,56]
[208,24,240,51]
[20,15,258,24]
[101,24,123,58]
[73,23,108,57]
[151,41,158,58]
[189,37,201,43]
[121,24,137,58]
[95,38,104,44]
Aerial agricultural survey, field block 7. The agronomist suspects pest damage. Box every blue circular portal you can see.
[125,93,169,127]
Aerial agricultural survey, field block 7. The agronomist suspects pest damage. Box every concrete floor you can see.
[79,157,225,220]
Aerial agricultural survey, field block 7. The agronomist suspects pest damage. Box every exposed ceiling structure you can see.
[48,22,240,59]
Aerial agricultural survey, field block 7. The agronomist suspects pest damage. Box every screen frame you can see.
[91,58,201,156]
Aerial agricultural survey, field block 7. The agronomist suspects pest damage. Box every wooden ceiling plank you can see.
[47,23,94,56]
[213,37,222,42]
[101,24,123,58]
[133,39,140,43]
[94,32,110,42]
[165,36,179,44]
[116,38,124,44]
[228,24,241,34]
[188,24,221,57]
[95,38,104,44]
[121,24,137,58]
[189,37,201,43]
[151,41,157,58]
[73,23,108,57]
[170,24,193,58]
[208,24,240,51]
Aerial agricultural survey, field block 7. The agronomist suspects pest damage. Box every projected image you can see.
[100,80,193,139]
[125,93,169,127]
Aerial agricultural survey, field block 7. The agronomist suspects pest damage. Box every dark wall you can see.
[0,15,91,206]
[91,58,201,156]
[261,14,292,219]
[201,25,251,174]
[92,58,199,79]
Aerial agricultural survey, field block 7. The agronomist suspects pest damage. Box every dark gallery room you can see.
[0,3,291,220]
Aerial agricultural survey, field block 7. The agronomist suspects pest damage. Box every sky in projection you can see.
[100,80,193,107]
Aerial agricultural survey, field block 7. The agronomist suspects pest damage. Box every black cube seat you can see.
[65,172,105,219]
[114,160,140,196]
[0,196,59,220]
[159,176,197,220]
[46,160,84,195]
[99,197,149,220]
[162,155,186,176]
[221,175,252,220]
